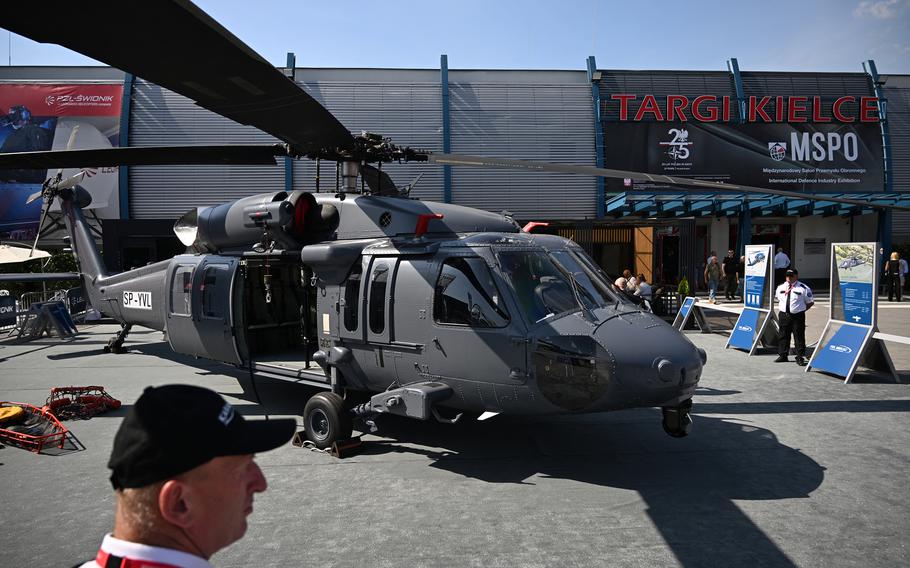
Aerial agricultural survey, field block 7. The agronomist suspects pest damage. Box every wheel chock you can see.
[291,430,307,447]
[331,436,363,458]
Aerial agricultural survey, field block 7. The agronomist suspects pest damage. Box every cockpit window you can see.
[497,249,623,324]
[434,257,510,328]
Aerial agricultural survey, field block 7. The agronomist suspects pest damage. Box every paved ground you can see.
[1,306,908,568]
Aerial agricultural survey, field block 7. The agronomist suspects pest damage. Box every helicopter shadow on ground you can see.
[359,410,824,568]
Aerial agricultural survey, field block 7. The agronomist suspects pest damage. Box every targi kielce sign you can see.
[806,243,897,383]
[602,92,885,194]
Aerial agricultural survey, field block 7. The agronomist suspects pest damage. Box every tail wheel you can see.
[303,392,352,449]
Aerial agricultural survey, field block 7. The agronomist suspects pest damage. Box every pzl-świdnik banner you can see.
[0,83,124,240]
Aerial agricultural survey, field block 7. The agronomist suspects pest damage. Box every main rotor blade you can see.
[0,145,286,169]
[361,164,400,197]
[429,153,910,212]
[1,0,355,155]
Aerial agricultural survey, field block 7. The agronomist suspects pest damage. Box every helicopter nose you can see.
[593,312,704,409]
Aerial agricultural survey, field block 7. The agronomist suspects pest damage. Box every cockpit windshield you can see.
[497,248,625,324]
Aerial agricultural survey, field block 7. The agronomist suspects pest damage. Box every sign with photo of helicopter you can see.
[727,244,774,353]
[807,242,897,383]
[0,83,124,240]
[832,243,875,326]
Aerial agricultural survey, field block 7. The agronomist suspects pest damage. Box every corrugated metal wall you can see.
[885,77,910,241]
[129,79,285,219]
[449,81,596,219]
[290,79,444,202]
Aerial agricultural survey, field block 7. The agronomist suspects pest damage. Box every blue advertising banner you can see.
[679,297,695,319]
[810,324,870,377]
[840,282,874,325]
[743,245,772,309]
[728,308,761,350]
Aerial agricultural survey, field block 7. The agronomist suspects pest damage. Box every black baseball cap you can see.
[786,268,798,276]
[108,384,296,490]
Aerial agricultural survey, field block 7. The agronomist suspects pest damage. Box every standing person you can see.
[722,249,740,301]
[898,253,908,292]
[885,252,902,302]
[78,384,296,568]
[775,268,814,366]
[773,247,790,287]
[704,256,721,303]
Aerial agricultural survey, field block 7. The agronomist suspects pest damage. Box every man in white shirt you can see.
[773,247,790,287]
[79,385,296,567]
[775,268,814,366]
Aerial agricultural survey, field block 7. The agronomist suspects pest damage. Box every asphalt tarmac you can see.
[1,304,908,567]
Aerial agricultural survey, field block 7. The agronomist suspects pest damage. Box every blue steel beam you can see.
[864,60,893,193]
[441,54,452,203]
[587,56,606,218]
[117,72,133,219]
[284,52,296,194]
[727,58,746,124]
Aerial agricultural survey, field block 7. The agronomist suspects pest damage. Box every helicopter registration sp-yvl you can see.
[56,184,705,449]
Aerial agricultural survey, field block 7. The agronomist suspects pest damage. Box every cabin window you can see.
[368,263,389,334]
[201,264,229,319]
[344,262,363,332]
[434,257,509,328]
[170,265,194,316]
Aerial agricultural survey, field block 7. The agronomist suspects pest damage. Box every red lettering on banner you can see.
[611,94,636,121]
[634,95,664,121]
[722,96,730,121]
[811,96,831,122]
[0,84,123,117]
[748,96,772,122]
[860,97,879,122]
[691,95,718,121]
[788,96,808,122]
[775,97,784,122]
[832,96,855,122]
[666,95,688,121]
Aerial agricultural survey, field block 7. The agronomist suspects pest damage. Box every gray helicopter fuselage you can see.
[63,190,702,417]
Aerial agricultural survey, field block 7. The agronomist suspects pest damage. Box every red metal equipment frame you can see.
[0,402,69,453]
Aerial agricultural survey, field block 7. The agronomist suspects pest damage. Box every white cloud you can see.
[854,0,900,18]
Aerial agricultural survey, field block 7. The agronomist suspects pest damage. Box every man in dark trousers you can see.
[722,249,740,301]
[775,268,814,366]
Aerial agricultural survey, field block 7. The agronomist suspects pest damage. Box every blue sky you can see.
[2,0,908,74]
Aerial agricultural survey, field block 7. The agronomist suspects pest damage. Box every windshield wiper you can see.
[566,270,597,322]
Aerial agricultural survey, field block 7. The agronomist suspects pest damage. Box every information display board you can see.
[807,242,897,383]
[672,296,697,329]
[727,245,776,354]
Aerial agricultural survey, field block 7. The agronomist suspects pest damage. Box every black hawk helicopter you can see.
[2,1,906,448]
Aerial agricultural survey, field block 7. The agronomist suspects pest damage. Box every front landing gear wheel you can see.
[304,392,352,450]
[661,400,693,438]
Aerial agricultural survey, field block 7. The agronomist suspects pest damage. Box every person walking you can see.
[77,384,296,568]
[885,252,902,302]
[773,247,790,287]
[722,249,740,301]
[775,268,814,366]
[704,256,721,303]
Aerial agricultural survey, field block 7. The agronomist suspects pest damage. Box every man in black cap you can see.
[79,384,296,568]
[775,268,814,366]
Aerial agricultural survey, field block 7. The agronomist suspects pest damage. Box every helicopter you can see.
[2,1,908,449]
[838,256,867,270]
[746,252,767,267]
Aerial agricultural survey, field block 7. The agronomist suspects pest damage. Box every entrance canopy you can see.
[605,192,910,218]
[0,243,51,265]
